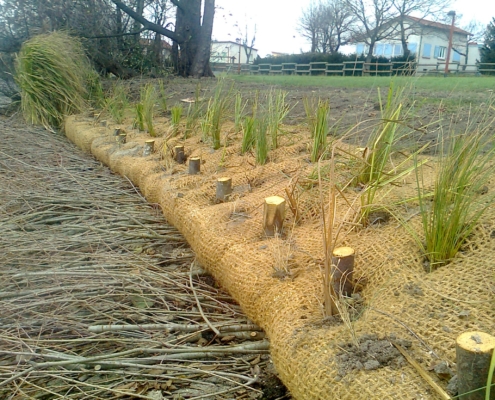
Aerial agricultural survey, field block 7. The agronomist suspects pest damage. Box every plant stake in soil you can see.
[216,177,232,202]
[143,139,155,157]
[189,157,201,174]
[331,246,355,296]
[263,196,286,237]
[456,331,495,399]
[174,145,185,164]
[117,133,126,144]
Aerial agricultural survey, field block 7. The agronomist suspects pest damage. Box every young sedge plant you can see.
[241,116,256,154]
[266,89,291,149]
[234,92,247,134]
[106,81,129,124]
[140,83,158,137]
[201,78,231,150]
[311,100,330,163]
[255,117,269,165]
[303,97,318,135]
[135,103,145,131]
[414,123,495,270]
[170,104,183,136]
[184,84,204,138]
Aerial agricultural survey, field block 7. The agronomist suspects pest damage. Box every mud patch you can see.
[334,334,411,380]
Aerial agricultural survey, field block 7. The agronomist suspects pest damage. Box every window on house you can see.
[453,50,461,62]
[423,43,432,57]
[356,44,365,55]
[434,46,447,59]
[393,44,403,56]
[408,43,418,54]
[384,44,393,56]
[374,43,384,56]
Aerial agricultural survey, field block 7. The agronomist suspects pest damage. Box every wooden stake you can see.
[113,127,121,136]
[456,331,495,399]
[174,145,185,164]
[143,140,155,157]
[331,247,355,297]
[216,177,232,202]
[263,196,286,237]
[188,157,201,175]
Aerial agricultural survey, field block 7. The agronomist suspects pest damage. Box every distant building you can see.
[210,41,258,64]
[354,16,479,73]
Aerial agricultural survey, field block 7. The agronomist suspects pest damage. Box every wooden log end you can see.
[263,196,286,237]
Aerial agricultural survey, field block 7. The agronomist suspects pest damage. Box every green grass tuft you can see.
[16,31,90,129]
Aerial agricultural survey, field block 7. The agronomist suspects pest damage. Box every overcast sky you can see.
[212,0,495,57]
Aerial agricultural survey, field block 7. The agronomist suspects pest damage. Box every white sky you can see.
[212,0,495,57]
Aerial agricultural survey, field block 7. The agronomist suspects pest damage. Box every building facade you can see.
[210,41,258,65]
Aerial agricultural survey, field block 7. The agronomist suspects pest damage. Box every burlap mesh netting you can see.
[65,115,495,399]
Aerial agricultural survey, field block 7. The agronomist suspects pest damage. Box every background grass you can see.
[231,75,495,91]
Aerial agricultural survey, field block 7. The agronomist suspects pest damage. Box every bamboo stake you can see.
[263,196,286,237]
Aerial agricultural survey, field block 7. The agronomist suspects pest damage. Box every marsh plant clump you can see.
[415,128,495,270]
[106,82,129,124]
[16,31,90,129]
[201,77,231,150]
[140,83,158,137]
[310,100,330,163]
[170,104,183,136]
[266,89,291,149]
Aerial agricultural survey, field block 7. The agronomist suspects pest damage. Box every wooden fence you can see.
[211,61,495,77]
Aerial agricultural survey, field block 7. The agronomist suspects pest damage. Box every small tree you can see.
[481,18,495,70]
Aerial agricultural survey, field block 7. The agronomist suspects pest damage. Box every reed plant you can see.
[135,103,145,131]
[201,78,231,149]
[303,97,318,134]
[106,82,129,124]
[266,89,291,149]
[16,31,90,129]
[414,127,495,270]
[255,117,269,165]
[310,100,330,162]
[184,84,204,138]
[241,116,256,154]
[170,104,183,136]
[140,83,158,137]
[234,92,247,134]
[86,70,105,109]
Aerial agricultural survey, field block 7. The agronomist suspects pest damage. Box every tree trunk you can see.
[111,0,215,78]
[191,0,215,77]
[399,20,410,59]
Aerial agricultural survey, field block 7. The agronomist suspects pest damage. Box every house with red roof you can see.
[354,16,479,74]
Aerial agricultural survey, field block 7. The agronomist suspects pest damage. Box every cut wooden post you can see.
[331,247,355,297]
[456,331,495,400]
[216,177,232,202]
[143,140,155,157]
[113,127,121,136]
[189,157,201,175]
[174,145,185,164]
[117,133,127,144]
[263,196,286,237]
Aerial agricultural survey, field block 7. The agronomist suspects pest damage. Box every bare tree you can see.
[345,0,399,63]
[391,0,452,58]
[111,0,215,77]
[299,1,320,52]
[241,24,256,64]
[299,0,355,54]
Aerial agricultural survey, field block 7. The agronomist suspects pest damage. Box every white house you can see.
[210,41,258,65]
[355,16,479,74]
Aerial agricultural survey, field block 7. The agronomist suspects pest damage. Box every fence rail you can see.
[211,62,495,76]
